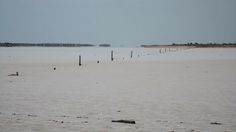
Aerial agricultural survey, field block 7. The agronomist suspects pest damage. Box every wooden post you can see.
[111,50,114,61]
[131,50,133,58]
[79,55,82,66]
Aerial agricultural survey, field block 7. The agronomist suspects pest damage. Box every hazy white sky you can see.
[0,0,236,46]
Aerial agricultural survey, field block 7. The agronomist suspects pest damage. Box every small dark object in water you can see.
[8,72,18,76]
[54,67,56,70]
[117,110,121,112]
[179,121,183,124]
[61,121,64,123]
[112,120,135,124]
[97,61,99,63]
[210,122,222,125]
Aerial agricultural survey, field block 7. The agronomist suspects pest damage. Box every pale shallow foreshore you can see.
[0,48,236,131]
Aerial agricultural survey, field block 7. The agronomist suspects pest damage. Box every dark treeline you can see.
[141,42,236,48]
[172,42,236,47]
[0,42,95,47]
[0,42,112,47]
[99,44,111,47]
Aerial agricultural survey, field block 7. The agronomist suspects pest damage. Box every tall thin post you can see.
[131,50,133,58]
[79,55,82,66]
[111,50,114,61]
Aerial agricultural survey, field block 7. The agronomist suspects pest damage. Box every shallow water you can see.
[1,47,236,64]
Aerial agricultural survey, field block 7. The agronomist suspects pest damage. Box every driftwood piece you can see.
[112,120,135,124]
[8,72,18,76]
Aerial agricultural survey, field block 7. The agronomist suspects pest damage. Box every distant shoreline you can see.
[1,42,236,48]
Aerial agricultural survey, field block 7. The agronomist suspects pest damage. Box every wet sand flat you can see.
[0,48,236,131]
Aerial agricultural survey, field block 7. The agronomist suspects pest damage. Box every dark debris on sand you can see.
[49,119,64,124]
[210,122,222,125]
[27,114,37,117]
[112,119,136,124]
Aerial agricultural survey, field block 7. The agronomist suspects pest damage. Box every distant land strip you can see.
[141,43,236,48]
[0,43,111,47]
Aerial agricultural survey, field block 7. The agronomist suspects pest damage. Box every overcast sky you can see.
[0,0,236,46]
